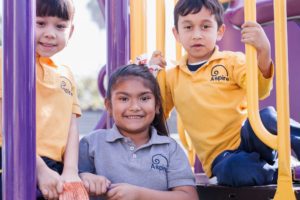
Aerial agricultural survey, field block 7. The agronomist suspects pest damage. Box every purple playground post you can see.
[95,0,130,129]
[2,0,36,199]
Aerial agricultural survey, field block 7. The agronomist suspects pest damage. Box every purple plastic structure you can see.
[218,0,300,120]
[2,0,36,199]
[95,0,130,129]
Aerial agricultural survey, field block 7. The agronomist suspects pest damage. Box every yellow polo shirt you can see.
[0,53,81,162]
[157,47,274,177]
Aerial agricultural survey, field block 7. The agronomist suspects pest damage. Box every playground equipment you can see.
[96,0,300,199]
[2,0,300,199]
[2,0,36,199]
[245,0,293,199]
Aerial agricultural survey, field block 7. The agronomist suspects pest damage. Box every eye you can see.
[184,25,192,30]
[56,24,67,30]
[201,24,211,30]
[140,95,151,102]
[36,21,45,27]
[118,96,129,102]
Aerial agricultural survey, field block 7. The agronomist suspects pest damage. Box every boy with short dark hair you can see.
[0,0,86,199]
[149,0,300,186]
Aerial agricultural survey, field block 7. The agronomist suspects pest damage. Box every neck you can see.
[121,129,150,147]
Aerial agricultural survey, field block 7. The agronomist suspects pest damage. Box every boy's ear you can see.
[217,24,226,41]
[104,98,112,116]
[172,27,181,43]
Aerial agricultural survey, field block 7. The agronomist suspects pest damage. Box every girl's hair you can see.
[36,0,75,21]
[106,64,169,136]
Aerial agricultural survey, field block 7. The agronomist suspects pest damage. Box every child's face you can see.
[173,6,225,63]
[35,16,74,57]
[105,77,158,138]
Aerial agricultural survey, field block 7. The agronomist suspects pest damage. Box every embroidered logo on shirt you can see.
[60,76,73,96]
[210,64,229,82]
[151,154,168,173]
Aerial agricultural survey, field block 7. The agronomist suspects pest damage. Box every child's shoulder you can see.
[154,133,182,152]
[215,50,246,66]
[218,50,245,59]
[81,128,109,142]
[53,61,77,81]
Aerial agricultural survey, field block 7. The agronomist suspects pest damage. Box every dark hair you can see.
[106,64,169,136]
[174,0,224,30]
[36,0,75,21]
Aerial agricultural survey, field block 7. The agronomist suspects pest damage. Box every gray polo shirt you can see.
[79,124,195,193]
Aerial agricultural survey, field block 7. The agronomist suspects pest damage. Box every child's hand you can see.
[61,170,81,183]
[241,21,270,54]
[80,172,111,196]
[149,51,167,68]
[106,183,139,200]
[37,165,64,200]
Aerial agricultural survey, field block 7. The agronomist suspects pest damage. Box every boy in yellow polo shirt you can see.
[0,0,84,199]
[148,0,300,186]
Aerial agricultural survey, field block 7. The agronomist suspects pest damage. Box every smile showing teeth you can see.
[126,116,143,119]
[40,42,55,47]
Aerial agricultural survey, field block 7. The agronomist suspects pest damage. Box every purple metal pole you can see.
[103,0,130,128]
[3,0,36,199]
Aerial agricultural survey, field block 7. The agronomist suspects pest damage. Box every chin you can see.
[37,52,55,58]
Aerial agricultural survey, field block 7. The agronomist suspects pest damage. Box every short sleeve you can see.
[61,64,81,117]
[167,140,196,189]
[79,137,96,174]
[71,81,81,117]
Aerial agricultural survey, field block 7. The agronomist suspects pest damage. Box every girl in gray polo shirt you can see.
[79,64,198,200]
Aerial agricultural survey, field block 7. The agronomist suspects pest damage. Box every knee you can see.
[214,153,275,186]
[260,106,278,133]
[214,155,249,186]
[260,106,277,122]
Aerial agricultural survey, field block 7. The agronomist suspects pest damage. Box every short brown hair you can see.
[174,0,224,30]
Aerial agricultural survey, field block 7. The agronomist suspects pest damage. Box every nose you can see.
[43,27,56,39]
[129,100,141,111]
[192,28,203,40]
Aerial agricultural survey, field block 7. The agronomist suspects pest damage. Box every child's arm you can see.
[80,172,111,196]
[241,21,272,78]
[36,155,63,199]
[61,114,81,182]
[106,183,198,200]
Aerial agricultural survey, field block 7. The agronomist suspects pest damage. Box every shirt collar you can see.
[105,124,125,142]
[106,124,170,146]
[36,55,57,69]
[178,46,225,69]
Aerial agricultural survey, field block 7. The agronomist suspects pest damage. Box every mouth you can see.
[124,115,144,119]
[39,42,56,48]
[191,44,204,48]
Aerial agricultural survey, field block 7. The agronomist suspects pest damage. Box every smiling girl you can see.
[78,64,198,200]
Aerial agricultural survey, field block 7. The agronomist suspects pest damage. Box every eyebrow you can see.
[114,91,153,96]
[181,19,213,24]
